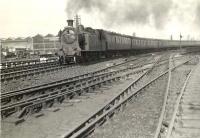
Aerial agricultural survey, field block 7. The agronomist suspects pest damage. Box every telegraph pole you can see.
[74,14,81,33]
[31,37,34,54]
[43,38,45,54]
[170,35,173,40]
[180,33,182,50]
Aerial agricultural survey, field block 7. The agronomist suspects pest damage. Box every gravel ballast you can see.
[1,72,143,138]
[1,58,127,93]
[90,75,168,138]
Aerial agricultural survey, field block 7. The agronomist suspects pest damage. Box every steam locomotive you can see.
[57,18,200,64]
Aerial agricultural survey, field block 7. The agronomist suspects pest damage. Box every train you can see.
[57,18,200,64]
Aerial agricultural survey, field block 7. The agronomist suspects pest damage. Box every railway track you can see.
[0,55,150,82]
[1,53,189,119]
[1,61,160,119]
[1,55,151,97]
[153,54,176,138]
[62,55,193,138]
[154,57,200,138]
[0,58,62,82]
[1,55,158,119]
[1,57,58,73]
[0,52,181,82]
[1,62,75,82]
[168,63,200,138]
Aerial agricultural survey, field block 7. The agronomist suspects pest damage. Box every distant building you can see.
[32,34,59,55]
[1,34,60,56]
[1,37,32,52]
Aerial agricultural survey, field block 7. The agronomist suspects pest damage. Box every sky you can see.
[0,0,200,40]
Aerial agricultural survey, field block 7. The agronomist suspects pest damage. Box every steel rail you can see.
[0,53,153,80]
[0,57,138,82]
[62,58,192,138]
[153,57,196,138]
[1,54,186,105]
[1,63,74,82]
[165,66,196,138]
[1,59,167,106]
[153,54,173,138]
[1,57,127,81]
[1,63,150,118]
[1,58,58,73]
[0,54,161,118]
[0,56,149,101]
[1,56,183,106]
[0,54,181,118]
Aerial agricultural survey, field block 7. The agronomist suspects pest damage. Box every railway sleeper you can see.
[5,95,24,103]
[1,108,17,118]
[2,67,144,118]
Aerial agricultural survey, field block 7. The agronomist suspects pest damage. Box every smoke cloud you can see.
[66,0,173,29]
[66,0,110,18]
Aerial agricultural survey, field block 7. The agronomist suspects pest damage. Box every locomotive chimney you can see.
[67,19,74,27]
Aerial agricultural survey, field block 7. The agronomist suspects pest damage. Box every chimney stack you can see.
[67,19,74,27]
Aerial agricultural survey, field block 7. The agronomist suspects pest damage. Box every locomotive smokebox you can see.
[67,19,74,27]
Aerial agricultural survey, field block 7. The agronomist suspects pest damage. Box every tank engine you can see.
[57,17,200,65]
[58,19,81,64]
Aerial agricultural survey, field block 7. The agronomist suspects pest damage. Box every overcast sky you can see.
[0,0,200,40]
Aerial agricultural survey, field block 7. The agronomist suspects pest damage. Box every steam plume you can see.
[66,0,173,29]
